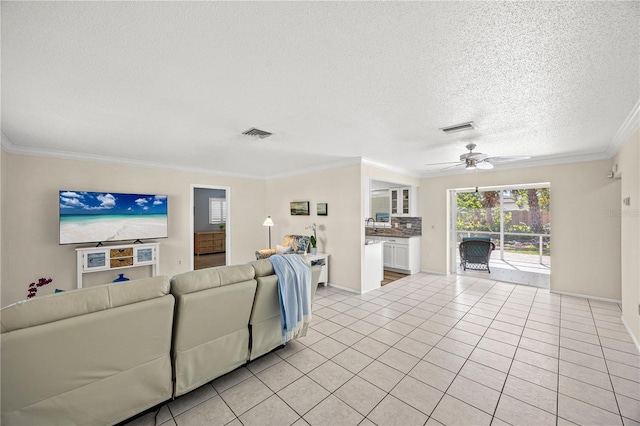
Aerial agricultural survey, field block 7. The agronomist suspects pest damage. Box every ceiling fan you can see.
[425,143,531,171]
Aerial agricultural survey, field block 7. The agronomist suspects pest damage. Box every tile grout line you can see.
[556,293,562,426]
[587,297,626,424]
[488,285,539,423]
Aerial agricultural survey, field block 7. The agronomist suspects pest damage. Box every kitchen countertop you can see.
[365,230,421,238]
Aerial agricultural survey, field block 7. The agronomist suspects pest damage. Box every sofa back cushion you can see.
[248,260,322,359]
[0,276,170,333]
[252,258,275,277]
[170,264,254,295]
[170,264,258,396]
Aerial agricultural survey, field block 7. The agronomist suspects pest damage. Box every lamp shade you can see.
[263,216,274,227]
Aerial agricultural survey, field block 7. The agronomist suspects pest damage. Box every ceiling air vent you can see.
[242,128,272,139]
[440,121,476,134]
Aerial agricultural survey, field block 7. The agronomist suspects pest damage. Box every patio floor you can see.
[457,251,550,288]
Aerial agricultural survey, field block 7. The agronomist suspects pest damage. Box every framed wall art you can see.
[317,203,328,216]
[290,201,310,216]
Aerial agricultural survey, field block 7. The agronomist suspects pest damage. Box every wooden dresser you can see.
[194,231,226,255]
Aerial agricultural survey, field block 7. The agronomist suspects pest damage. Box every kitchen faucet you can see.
[366,217,376,232]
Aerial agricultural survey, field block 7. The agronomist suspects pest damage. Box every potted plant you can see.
[309,235,317,254]
[307,223,317,254]
[219,223,225,230]
[27,277,53,299]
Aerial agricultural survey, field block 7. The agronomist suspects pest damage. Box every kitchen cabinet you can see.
[390,187,413,216]
[370,236,420,274]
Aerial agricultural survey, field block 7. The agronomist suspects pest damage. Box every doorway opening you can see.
[191,185,230,270]
[449,183,551,287]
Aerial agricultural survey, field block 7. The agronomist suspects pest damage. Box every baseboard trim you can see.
[420,269,446,275]
[325,283,360,294]
[621,315,640,353]
[549,290,621,304]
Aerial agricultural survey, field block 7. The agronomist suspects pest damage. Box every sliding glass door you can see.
[453,184,551,271]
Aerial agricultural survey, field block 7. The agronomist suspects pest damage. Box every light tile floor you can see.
[125,273,640,426]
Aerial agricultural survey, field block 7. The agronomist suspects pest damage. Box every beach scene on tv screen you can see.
[60,191,168,244]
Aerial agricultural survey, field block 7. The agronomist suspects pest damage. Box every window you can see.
[209,197,227,224]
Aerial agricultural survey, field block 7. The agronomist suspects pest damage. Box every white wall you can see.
[266,165,362,293]
[613,128,640,344]
[0,152,266,307]
[0,144,4,305]
[419,159,622,301]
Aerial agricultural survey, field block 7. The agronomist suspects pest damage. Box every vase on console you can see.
[113,273,130,282]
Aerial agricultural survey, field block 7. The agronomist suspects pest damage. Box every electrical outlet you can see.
[407,223,412,229]
[394,223,399,228]
[178,260,182,265]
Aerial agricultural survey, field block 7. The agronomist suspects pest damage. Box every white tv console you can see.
[76,242,160,288]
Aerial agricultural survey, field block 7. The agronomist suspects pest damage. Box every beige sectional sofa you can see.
[0,258,321,425]
[0,277,175,426]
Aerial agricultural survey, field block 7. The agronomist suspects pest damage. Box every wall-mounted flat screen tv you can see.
[59,191,168,245]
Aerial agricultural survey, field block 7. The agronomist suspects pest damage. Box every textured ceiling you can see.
[2,1,639,178]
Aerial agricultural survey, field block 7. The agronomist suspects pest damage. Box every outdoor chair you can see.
[459,237,496,273]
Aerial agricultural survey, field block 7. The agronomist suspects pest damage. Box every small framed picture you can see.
[317,203,328,216]
[290,201,310,216]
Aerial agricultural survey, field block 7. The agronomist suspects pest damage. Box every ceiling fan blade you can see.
[485,155,531,163]
[440,163,465,171]
[476,161,494,170]
[424,161,461,167]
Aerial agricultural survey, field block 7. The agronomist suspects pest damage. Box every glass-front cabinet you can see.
[369,180,416,222]
[390,187,411,216]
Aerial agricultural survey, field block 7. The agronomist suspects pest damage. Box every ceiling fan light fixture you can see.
[476,161,494,170]
[465,159,477,170]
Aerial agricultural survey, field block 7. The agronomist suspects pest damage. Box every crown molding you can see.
[2,134,379,181]
[264,157,363,180]
[0,131,620,182]
[420,151,611,179]
[265,157,423,180]
[2,136,414,181]
[0,132,265,181]
[607,98,640,157]
[361,158,422,178]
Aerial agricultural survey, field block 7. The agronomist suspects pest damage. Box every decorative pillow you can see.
[283,235,310,253]
[276,244,293,255]
[255,249,276,260]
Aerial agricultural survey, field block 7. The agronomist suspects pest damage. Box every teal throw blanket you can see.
[268,254,312,343]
